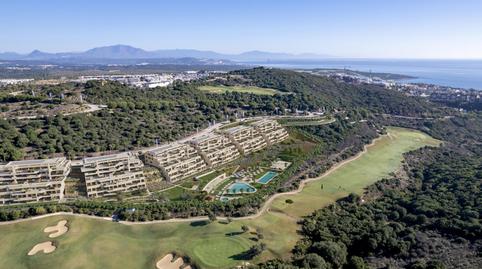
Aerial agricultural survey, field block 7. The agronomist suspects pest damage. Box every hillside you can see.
[221,67,437,116]
[0,68,443,161]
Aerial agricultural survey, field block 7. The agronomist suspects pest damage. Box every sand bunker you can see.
[43,220,68,238]
[156,253,190,269]
[28,241,56,256]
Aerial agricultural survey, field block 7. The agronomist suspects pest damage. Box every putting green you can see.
[0,127,440,269]
[191,237,251,268]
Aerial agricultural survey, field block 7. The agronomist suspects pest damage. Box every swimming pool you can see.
[257,171,278,184]
[226,182,256,194]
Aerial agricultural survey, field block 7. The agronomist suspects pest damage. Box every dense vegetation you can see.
[256,148,481,269]
[224,68,438,116]
[0,67,443,161]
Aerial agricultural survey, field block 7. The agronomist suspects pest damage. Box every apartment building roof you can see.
[146,143,191,156]
[189,133,224,144]
[83,152,134,164]
[250,119,277,127]
[1,157,68,168]
[222,125,253,135]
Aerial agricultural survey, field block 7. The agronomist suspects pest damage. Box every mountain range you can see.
[0,45,331,62]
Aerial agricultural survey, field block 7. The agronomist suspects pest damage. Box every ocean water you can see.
[249,59,482,90]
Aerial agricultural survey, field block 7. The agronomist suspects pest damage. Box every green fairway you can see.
[0,127,440,269]
[198,85,287,95]
[269,127,441,217]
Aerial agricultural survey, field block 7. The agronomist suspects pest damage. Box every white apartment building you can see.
[144,143,207,182]
[0,157,71,205]
[221,125,268,155]
[250,119,289,145]
[189,133,240,167]
[80,152,146,198]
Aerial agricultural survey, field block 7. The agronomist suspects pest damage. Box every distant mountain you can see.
[0,52,23,60]
[152,49,226,59]
[0,45,332,62]
[83,45,151,59]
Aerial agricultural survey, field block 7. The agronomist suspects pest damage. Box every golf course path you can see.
[0,133,386,226]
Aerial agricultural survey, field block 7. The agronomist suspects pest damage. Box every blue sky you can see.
[1,0,481,58]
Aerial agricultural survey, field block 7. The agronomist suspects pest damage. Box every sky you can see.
[1,0,482,59]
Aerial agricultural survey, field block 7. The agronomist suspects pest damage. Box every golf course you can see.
[0,127,440,269]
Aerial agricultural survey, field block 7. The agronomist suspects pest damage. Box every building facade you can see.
[144,143,207,182]
[189,133,240,167]
[250,119,289,145]
[0,157,71,205]
[221,125,268,155]
[81,152,146,198]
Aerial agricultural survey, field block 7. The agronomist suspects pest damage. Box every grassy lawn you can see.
[0,216,255,269]
[158,186,196,201]
[0,127,440,269]
[198,85,287,96]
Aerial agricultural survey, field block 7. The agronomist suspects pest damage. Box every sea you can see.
[247,59,482,90]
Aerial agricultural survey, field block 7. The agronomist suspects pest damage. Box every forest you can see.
[0,67,444,161]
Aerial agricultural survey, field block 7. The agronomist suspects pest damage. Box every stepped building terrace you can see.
[80,152,146,198]
[0,157,71,204]
[144,143,207,182]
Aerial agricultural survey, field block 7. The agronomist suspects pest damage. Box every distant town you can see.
[303,69,481,109]
[0,70,218,88]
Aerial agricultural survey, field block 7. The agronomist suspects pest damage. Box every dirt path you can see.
[0,133,384,226]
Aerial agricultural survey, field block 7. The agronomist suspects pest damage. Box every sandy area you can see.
[43,220,68,238]
[28,241,56,256]
[156,253,188,269]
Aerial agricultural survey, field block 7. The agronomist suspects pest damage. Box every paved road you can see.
[6,103,105,120]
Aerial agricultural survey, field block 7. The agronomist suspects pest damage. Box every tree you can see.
[302,253,329,269]
[246,243,266,259]
[346,256,369,269]
[208,211,217,222]
[311,241,347,268]
[35,207,47,215]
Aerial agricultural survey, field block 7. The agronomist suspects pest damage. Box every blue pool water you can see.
[257,171,278,184]
[226,182,256,194]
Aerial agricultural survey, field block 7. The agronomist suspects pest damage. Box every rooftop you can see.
[222,125,253,134]
[189,133,224,144]
[83,152,134,164]
[1,157,68,167]
[146,143,190,155]
[250,119,275,127]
